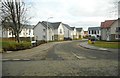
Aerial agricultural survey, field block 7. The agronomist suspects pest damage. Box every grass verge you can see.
[90,41,120,49]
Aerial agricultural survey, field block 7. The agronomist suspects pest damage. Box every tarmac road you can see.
[2,40,119,76]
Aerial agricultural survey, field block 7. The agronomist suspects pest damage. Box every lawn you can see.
[90,41,120,49]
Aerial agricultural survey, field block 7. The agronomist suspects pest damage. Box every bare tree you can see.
[1,0,30,43]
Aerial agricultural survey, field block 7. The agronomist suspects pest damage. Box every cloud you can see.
[25,0,119,30]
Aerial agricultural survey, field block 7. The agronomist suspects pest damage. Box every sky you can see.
[25,0,119,31]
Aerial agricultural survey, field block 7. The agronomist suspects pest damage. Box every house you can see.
[34,22,46,41]
[19,25,34,38]
[50,22,64,40]
[43,21,64,41]
[88,27,101,40]
[101,19,120,41]
[70,27,78,39]
[62,23,73,39]
[34,21,64,41]
[2,23,34,38]
[34,21,54,41]
[83,31,88,38]
[76,28,84,39]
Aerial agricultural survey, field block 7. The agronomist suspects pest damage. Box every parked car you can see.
[64,37,72,41]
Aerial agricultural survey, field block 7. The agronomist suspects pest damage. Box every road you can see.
[2,40,119,76]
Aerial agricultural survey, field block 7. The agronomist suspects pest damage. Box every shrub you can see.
[36,40,47,46]
[16,42,31,50]
[2,41,31,51]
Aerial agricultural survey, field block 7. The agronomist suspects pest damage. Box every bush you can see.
[2,41,31,51]
[16,42,31,50]
[36,40,47,46]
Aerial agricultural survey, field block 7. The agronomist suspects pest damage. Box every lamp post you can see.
[47,17,53,42]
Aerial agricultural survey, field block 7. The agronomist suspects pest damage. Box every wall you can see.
[63,25,73,39]
[34,23,46,41]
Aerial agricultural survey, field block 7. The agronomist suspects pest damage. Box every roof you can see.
[23,24,34,29]
[2,22,34,29]
[84,31,88,34]
[62,23,72,30]
[76,28,83,32]
[88,27,100,30]
[34,21,62,29]
[70,27,75,30]
[42,21,54,29]
[101,20,116,28]
[42,21,61,29]
[51,22,61,29]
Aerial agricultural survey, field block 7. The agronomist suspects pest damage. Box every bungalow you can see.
[88,27,101,40]
[101,19,120,41]
[62,23,73,39]
[76,28,84,39]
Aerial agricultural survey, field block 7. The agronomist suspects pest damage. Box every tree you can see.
[1,0,30,43]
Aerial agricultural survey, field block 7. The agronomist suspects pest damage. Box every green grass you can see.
[90,41,120,49]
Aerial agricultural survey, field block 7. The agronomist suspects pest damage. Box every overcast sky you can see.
[25,0,119,31]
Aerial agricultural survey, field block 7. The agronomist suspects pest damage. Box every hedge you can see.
[2,41,31,51]
[36,40,47,46]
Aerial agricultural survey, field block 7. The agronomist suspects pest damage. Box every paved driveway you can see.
[2,40,119,76]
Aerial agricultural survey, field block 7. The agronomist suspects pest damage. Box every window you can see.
[43,29,45,32]
[9,31,12,35]
[43,35,46,38]
[92,30,94,34]
[94,30,96,34]
[116,27,120,32]
[29,29,31,35]
[89,30,91,34]
[60,29,62,34]
[115,34,120,39]
[23,33,25,35]
[97,30,99,34]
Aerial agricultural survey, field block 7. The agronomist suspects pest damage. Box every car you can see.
[64,37,72,41]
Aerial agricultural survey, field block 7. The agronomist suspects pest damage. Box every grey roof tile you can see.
[62,23,72,30]
[70,27,75,30]
[88,27,100,30]
[76,28,83,32]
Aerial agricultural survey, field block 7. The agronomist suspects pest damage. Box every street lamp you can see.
[47,17,53,42]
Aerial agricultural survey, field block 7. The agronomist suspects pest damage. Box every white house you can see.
[62,23,73,39]
[51,22,64,40]
[88,27,101,40]
[19,25,34,38]
[1,24,34,38]
[70,27,78,39]
[34,21,54,41]
[76,28,84,39]
[34,21,64,41]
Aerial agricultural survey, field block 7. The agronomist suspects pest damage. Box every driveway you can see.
[2,40,118,76]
